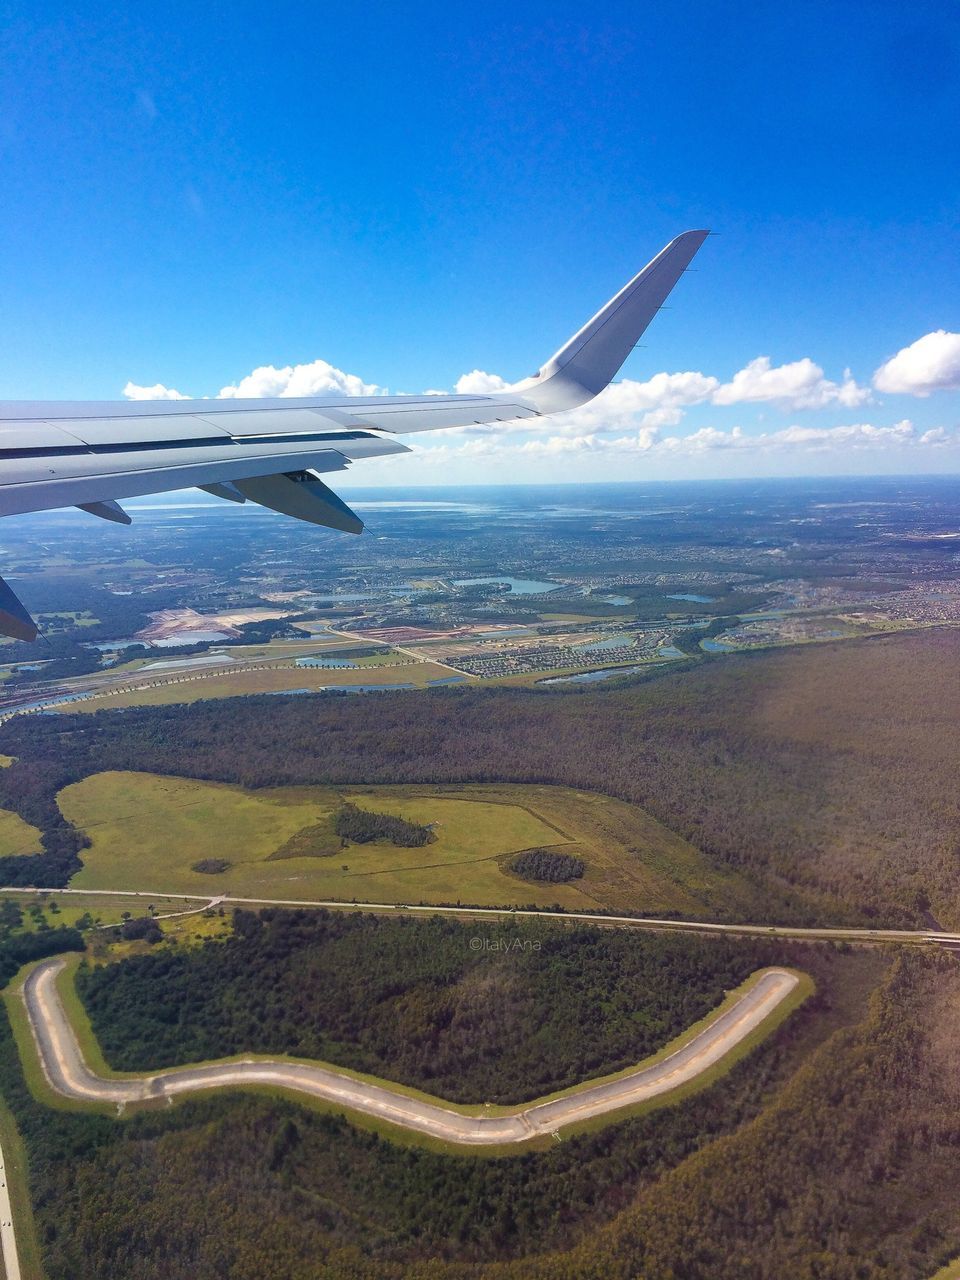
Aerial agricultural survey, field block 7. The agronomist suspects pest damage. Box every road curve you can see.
[21,959,799,1147]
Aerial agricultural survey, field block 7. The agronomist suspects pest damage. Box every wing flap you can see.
[235,470,363,533]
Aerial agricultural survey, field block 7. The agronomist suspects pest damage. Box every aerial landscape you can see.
[0,477,959,1278]
[2,2,960,1278]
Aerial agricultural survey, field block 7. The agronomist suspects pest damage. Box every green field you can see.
[0,807,41,857]
[57,772,756,914]
[68,659,460,711]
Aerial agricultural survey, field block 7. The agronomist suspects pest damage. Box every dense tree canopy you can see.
[77,909,771,1102]
[2,628,956,928]
[510,850,585,882]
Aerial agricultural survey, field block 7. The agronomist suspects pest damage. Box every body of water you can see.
[455,576,563,595]
[539,664,644,685]
[666,592,714,603]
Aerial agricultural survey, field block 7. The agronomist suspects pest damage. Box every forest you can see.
[6,938,960,1278]
[1,627,957,928]
[509,850,585,882]
[76,909,770,1102]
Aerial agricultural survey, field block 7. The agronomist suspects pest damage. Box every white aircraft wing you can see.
[0,229,708,639]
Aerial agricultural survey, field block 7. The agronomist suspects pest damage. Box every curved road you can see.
[22,958,799,1147]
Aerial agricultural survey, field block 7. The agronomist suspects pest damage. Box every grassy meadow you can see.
[56,772,757,914]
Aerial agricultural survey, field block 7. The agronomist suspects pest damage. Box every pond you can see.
[539,664,644,685]
[455,576,563,595]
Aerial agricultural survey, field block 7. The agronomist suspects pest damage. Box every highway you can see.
[22,958,799,1147]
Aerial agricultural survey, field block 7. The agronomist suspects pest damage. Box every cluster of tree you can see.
[333,803,433,847]
[0,899,23,937]
[78,909,769,1102]
[0,925,84,987]
[6,942,960,1278]
[111,916,163,945]
[190,858,231,874]
[0,754,89,886]
[672,614,741,656]
[1,627,959,929]
[510,849,585,882]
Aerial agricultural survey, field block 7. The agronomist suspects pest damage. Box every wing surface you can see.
[0,230,708,637]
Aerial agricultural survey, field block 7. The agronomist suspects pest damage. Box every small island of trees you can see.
[510,849,585,882]
[334,802,432,848]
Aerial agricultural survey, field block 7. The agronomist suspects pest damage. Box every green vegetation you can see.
[53,772,758,916]
[0,805,42,857]
[67,657,457,712]
[333,801,433,847]
[190,858,231,874]
[9,623,950,927]
[510,849,585,882]
[111,916,163,944]
[0,926,84,987]
[2,626,958,925]
[76,909,775,1103]
[5,926,958,1278]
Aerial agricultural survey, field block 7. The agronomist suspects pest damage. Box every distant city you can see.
[0,476,958,718]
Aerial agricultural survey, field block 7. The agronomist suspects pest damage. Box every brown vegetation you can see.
[2,627,955,926]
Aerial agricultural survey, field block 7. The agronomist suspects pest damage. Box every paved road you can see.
[0,1132,21,1280]
[22,958,798,1147]
[6,884,959,947]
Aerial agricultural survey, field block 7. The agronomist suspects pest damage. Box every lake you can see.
[455,576,563,595]
[539,664,644,685]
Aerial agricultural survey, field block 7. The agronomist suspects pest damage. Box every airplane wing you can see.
[0,229,708,639]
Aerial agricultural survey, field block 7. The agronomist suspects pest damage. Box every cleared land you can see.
[66,659,456,712]
[57,772,758,914]
[0,810,40,858]
[20,956,802,1147]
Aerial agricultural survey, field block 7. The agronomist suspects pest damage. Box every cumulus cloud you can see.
[549,370,719,434]
[218,358,380,399]
[404,418,958,471]
[873,331,960,396]
[123,381,189,400]
[712,356,870,409]
[454,369,510,394]
[123,359,382,403]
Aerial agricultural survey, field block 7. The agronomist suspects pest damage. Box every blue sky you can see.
[1,1,959,484]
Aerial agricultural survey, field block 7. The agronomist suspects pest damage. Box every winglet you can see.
[515,230,709,412]
[0,575,38,642]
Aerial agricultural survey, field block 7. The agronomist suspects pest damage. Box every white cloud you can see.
[401,418,958,471]
[873,331,960,396]
[218,359,380,399]
[713,356,870,410]
[122,381,189,400]
[454,369,510,394]
[548,370,718,434]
